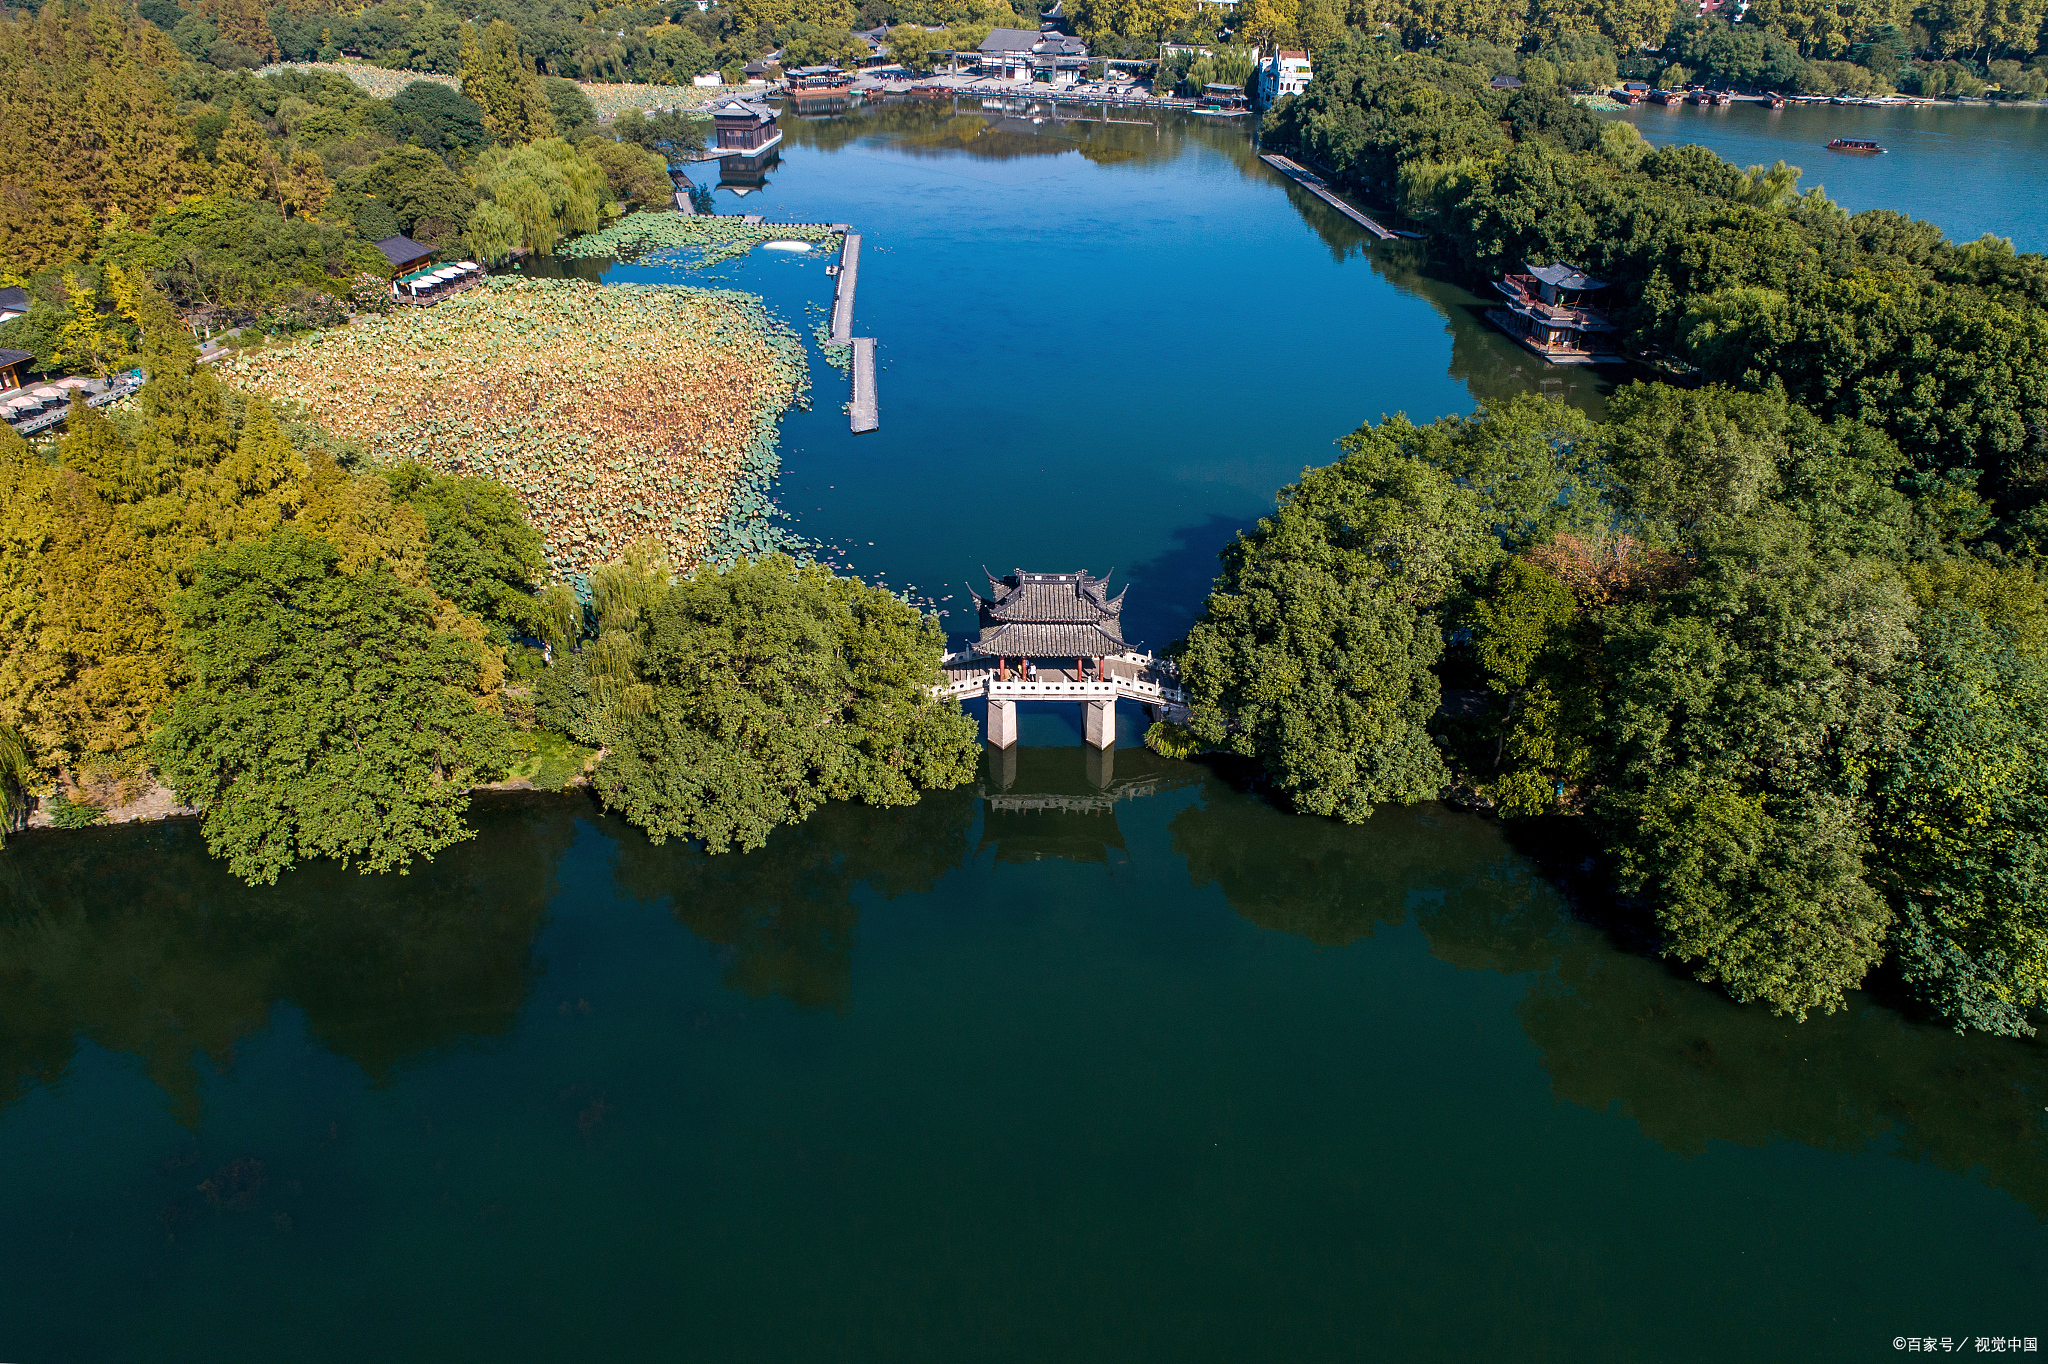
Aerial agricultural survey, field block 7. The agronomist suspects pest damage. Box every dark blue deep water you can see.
[3,106,2043,1363]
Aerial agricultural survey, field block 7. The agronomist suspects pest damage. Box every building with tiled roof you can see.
[970,570,1127,659]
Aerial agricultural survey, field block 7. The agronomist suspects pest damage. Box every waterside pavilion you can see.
[937,570,1190,750]
[1488,262,1622,364]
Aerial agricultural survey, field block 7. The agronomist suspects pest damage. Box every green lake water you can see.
[4,106,2045,1361]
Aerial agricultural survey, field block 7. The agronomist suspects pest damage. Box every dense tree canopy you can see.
[591,555,979,853]
[153,530,510,885]
[1180,386,2048,1036]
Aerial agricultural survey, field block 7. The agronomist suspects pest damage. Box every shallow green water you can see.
[4,107,2046,1362]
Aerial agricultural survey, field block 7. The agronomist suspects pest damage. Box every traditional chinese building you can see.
[976,27,1088,83]
[971,570,1127,672]
[372,233,436,280]
[1488,262,1622,365]
[938,569,1188,753]
[707,97,783,172]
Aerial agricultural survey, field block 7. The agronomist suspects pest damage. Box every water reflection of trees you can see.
[0,794,576,1122]
[611,787,976,1012]
[1173,775,2048,1217]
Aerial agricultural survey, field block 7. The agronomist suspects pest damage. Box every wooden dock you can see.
[849,337,878,433]
[830,233,879,434]
[1258,154,1397,239]
[831,233,860,341]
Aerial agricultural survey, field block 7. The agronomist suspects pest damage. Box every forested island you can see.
[1155,37,2048,1039]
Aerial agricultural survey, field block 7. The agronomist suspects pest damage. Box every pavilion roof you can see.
[969,569,1128,657]
[978,569,1125,623]
[1526,262,1607,291]
[971,621,1126,658]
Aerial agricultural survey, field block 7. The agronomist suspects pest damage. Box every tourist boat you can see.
[1767,92,1785,108]
[1649,88,1680,104]
[1826,137,1887,154]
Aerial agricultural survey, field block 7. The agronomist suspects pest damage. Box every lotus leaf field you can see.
[560,214,844,267]
[255,65,721,118]
[224,278,809,582]
[578,82,723,119]
[257,62,461,99]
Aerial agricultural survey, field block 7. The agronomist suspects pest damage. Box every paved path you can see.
[849,338,877,434]
[1258,154,1397,239]
[831,233,860,342]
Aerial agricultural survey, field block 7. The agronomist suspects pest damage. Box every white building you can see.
[1257,49,1311,104]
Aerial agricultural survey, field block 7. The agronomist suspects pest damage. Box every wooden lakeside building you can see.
[705,97,784,173]
[787,64,855,114]
[939,570,1190,750]
[1487,262,1623,365]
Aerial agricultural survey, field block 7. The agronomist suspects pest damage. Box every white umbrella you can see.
[53,376,91,388]
[32,386,63,399]
[457,261,478,270]
[5,395,39,410]
[433,266,462,280]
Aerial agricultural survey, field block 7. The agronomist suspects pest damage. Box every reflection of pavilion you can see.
[718,151,777,195]
[976,744,1198,864]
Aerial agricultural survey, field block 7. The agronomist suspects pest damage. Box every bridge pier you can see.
[987,697,1018,748]
[1085,698,1115,750]
[1086,741,1115,789]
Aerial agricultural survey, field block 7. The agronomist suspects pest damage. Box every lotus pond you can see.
[224,277,807,579]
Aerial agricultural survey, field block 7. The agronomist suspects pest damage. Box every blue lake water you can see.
[1609,100,2048,251]
[3,104,2045,1363]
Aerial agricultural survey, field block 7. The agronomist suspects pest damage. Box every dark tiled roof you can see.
[1527,262,1606,291]
[373,234,435,268]
[0,286,27,314]
[710,98,777,123]
[0,347,33,367]
[981,569,1124,623]
[972,621,1126,657]
[980,26,1040,52]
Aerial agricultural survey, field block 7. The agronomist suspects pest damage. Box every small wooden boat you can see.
[1826,137,1887,153]
[1767,92,1785,108]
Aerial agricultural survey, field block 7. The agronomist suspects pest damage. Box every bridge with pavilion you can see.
[935,569,1190,749]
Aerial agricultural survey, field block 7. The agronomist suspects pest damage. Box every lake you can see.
[3,104,2044,1363]
[1607,99,2048,252]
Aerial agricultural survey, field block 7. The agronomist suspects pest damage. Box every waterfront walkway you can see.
[827,232,879,435]
[1257,154,1400,239]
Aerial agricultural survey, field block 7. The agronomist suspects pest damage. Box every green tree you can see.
[384,464,546,639]
[1870,601,2048,1036]
[1468,554,1588,814]
[1180,421,1497,821]
[592,555,978,853]
[153,530,510,886]
[582,138,676,210]
[460,19,553,145]
[470,137,610,255]
[1597,510,1914,1017]
[0,725,32,846]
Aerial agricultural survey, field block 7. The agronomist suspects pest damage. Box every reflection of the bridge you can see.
[976,744,1199,864]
